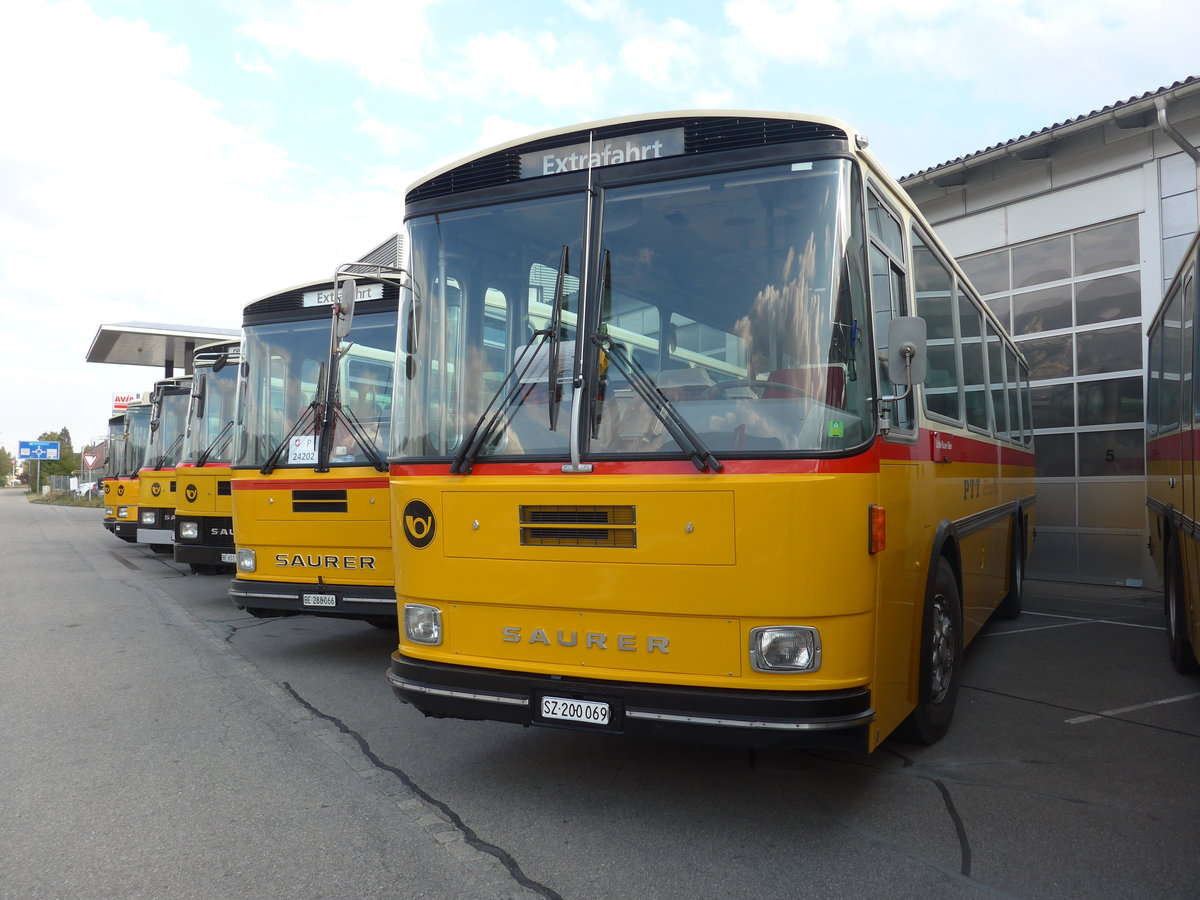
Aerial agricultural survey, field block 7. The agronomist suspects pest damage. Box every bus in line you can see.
[136,376,193,553]
[385,111,1037,752]
[229,274,401,626]
[174,340,241,574]
[1147,228,1200,673]
[103,393,152,543]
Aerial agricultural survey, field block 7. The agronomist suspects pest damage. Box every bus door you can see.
[868,187,923,735]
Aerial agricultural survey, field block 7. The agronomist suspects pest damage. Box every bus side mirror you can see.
[336,278,357,338]
[887,316,927,386]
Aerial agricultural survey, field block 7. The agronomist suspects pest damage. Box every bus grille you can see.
[519,505,636,548]
[293,489,348,513]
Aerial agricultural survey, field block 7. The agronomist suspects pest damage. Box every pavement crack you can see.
[281,682,562,900]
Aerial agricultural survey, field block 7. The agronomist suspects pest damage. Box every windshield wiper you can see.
[449,331,549,475]
[593,336,722,473]
[260,403,319,475]
[546,245,569,432]
[197,420,234,467]
[155,433,184,470]
[331,405,387,471]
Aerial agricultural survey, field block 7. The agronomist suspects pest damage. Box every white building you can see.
[903,76,1200,588]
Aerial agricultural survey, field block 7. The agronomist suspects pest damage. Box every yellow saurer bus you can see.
[174,340,241,574]
[229,274,400,626]
[387,112,1037,752]
[1147,228,1200,673]
[104,394,153,543]
[137,376,192,553]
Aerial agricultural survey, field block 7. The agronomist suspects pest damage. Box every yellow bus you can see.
[386,112,1037,752]
[174,340,241,574]
[104,393,152,543]
[1147,229,1200,673]
[229,274,400,626]
[137,376,192,552]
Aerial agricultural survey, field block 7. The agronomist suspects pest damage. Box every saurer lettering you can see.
[502,627,669,653]
[274,554,376,570]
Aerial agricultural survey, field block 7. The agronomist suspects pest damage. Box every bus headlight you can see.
[404,604,443,645]
[105,506,114,516]
[117,507,128,518]
[236,548,256,572]
[178,521,199,540]
[140,509,157,526]
[749,626,821,672]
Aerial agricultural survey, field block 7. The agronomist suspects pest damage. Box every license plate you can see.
[302,592,337,608]
[540,695,611,726]
[220,552,236,564]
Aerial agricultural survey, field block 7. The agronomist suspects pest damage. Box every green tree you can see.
[0,446,12,485]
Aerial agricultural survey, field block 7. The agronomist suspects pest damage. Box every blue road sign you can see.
[18,440,61,461]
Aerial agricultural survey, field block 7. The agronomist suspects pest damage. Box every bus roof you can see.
[407,109,862,197]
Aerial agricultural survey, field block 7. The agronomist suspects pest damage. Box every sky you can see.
[2,0,1198,462]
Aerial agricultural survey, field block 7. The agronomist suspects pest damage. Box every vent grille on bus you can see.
[408,117,848,202]
[685,117,846,153]
[217,481,231,496]
[292,489,348,514]
[243,283,399,319]
[519,505,636,548]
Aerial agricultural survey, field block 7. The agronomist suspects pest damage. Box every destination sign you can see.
[520,127,685,179]
[302,281,384,308]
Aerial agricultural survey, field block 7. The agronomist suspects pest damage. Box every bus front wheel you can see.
[897,558,963,745]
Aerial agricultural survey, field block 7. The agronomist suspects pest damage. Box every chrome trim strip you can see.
[954,500,1017,538]
[623,707,875,731]
[340,597,396,605]
[229,589,297,600]
[387,673,529,707]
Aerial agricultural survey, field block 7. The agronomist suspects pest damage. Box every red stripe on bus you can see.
[388,430,1033,477]
[231,477,388,491]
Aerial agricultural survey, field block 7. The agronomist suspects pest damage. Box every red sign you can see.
[111,392,137,414]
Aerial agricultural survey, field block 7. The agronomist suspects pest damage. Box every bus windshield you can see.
[122,404,152,477]
[146,388,190,470]
[396,157,872,461]
[183,358,240,466]
[234,310,397,469]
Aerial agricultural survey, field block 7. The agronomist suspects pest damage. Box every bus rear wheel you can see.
[1165,539,1199,674]
[897,558,963,745]
[995,519,1024,620]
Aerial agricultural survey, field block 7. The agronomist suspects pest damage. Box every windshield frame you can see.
[393,149,876,466]
[232,299,399,471]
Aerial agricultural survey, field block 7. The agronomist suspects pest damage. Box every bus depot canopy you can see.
[86,322,239,375]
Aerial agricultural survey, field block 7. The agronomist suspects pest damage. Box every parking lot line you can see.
[1064,692,1200,725]
[986,611,1165,636]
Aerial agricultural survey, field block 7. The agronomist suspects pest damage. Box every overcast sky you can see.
[2,0,1198,460]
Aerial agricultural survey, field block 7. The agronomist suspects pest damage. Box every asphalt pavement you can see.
[0,489,539,900]
[3,487,1198,899]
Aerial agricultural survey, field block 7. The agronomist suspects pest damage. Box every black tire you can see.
[995,519,1025,620]
[1165,539,1200,674]
[897,558,963,745]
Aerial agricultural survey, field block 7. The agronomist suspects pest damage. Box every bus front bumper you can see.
[388,655,875,751]
[231,579,397,623]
